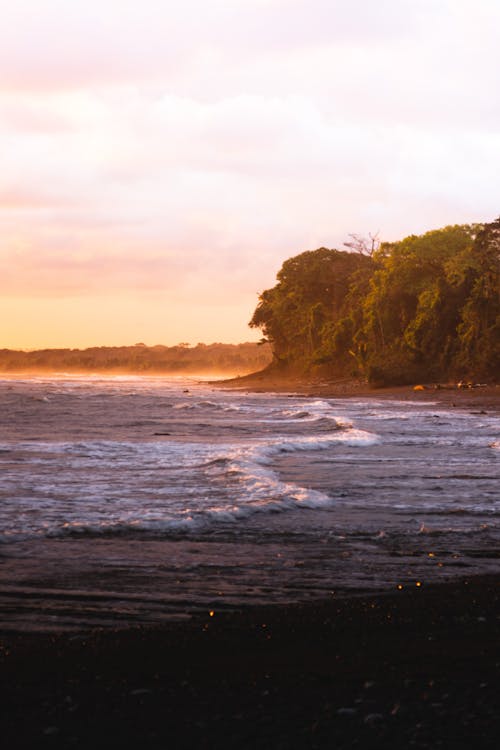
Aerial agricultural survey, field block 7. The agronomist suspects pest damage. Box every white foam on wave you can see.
[48,479,334,540]
[39,424,382,539]
[0,386,384,541]
[261,428,379,455]
[50,516,201,537]
[196,426,381,521]
[171,399,238,412]
[270,399,354,430]
[280,409,311,419]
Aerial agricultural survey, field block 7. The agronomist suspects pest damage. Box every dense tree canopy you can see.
[250,220,500,385]
[250,248,373,369]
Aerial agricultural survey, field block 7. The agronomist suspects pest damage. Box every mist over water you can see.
[1,376,499,632]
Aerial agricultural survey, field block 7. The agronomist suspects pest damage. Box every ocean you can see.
[1,375,499,633]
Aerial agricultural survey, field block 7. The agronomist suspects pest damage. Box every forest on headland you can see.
[250,218,500,386]
[0,342,272,376]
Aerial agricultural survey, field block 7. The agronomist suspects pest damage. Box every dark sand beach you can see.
[2,576,499,749]
[219,371,500,414]
[3,376,499,749]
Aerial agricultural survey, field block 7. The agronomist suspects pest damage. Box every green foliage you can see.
[361,224,480,381]
[457,218,500,378]
[250,220,499,385]
[250,248,373,372]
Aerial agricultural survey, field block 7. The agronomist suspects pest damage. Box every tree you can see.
[250,247,373,373]
[359,225,481,382]
[343,232,381,257]
[249,221,498,385]
[457,217,500,378]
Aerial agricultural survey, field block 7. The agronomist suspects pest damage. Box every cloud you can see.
[0,1,183,90]
[0,186,71,209]
[0,1,479,94]
[0,242,197,296]
[1,0,500,347]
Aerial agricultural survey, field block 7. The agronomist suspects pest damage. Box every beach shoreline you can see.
[2,574,499,748]
[216,371,500,413]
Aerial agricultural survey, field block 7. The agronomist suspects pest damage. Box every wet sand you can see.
[2,575,499,748]
[218,372,500,414]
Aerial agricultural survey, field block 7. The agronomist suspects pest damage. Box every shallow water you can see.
[1,375,499,632]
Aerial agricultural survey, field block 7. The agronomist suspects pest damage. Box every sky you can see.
[1,0,499,349]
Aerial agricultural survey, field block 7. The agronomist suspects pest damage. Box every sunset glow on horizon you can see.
[2,0,500,350]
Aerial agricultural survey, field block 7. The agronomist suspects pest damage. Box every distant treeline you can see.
[0,342,272,375]
[250,218,500,385]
